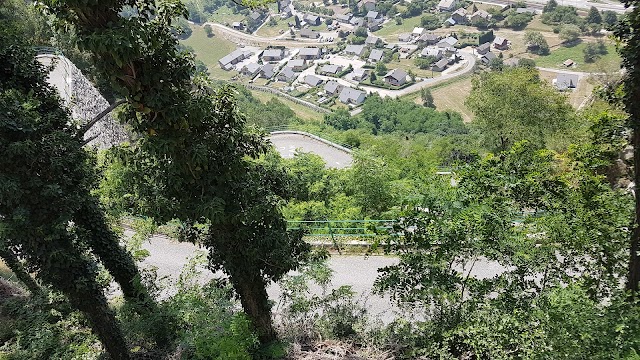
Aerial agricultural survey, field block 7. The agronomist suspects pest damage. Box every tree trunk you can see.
[34,237,131,360]
[628,129,640,293]
[0,246,41,295]
[76,200,157,309]
[232,274,277,345]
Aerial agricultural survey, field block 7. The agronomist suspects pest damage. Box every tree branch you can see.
[79,99,125,136]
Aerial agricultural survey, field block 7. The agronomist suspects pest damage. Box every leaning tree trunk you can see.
[232,273,278,345]
[75,200,157,310]
[0,246,41,295]
[33,236,131,360]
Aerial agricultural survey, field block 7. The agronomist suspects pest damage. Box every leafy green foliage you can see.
[466,67,578,151]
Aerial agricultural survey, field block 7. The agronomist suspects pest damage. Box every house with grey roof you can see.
[250,11,263,21]
[351,68,370,82]
[481,51,497,64]
[350,17,364,27]
[345,44,366,57]
[277,67,298,82]
[366,11,382,23]
[241,62,262,77]
[470,10,491,22]
[288,59,308,71]
[412,27,425,37]
[305,14,321,26]
[324,80,345,96]
[417,33,441,45]
[365,35,382,47]
[231,22,244,30]
[554,73,579,90]
[421,46,443,60]
[359,0,376,11]
[261,48,286,62]
[298,47,322,60]
[368,49,384,63]
[432,58,449,72]
[219,49,251,70]
[476,42,491,55]
[339,87,367,105]
[437,36,458,48]
[437,0,457,11]
[336,14,352,23]
[398,33,413,43]
[451,8,467,24]
[304,74,323,87]
[384,68,408,87]
[300,28,320,38]
[260,63,277,79]
[319,64,344,75]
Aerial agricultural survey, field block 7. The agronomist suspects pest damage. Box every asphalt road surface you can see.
[268,132,353,168]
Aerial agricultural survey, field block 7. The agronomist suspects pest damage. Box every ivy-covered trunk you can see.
[0,247,40,295]
[629,129,640,293]
[232,273,277,344]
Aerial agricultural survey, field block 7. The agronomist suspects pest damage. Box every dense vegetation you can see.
[1,0,640,359]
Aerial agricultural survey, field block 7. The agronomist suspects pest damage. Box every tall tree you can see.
[42,0,309,344]
[587,6,602,24]
[614,0,640,293]
[0,27,130,360]
[465,67,577,151]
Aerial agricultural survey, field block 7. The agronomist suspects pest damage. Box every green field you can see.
[256,17,292,37]
[205,5,245,24]
[181,25,237,79]
[374,15,422,39]
[251,91,325,122]
[534,41,621,72]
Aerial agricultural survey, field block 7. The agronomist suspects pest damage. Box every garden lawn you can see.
[534,41,621,72]
[205,5,245,24]
[251,91,324,122]
[256,17,292,37]
[374,16,422,40]
[181,25,237,79]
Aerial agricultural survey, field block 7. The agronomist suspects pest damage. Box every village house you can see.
[359,0,376,12]
[319,64,344,75]
[481,51,497,64]
[450,8,467,24]
[470,10,491,22]
[218,49,252,70]
[350,17,364,27]
[260,63,277,79]
[368,49,384,63]
[563,59,575,67]
[437,36,458,48]
[324,80,345,96]
[366,11,382,24]
[305,14,321,26]
[365,35,382,47]
[288,59,308,71]
[432,58,449,72]
[241,62,262,77]
[437,0,457,12]
[304,74,323,87]
[421,46,444,60]
[300,28,320,38]
[249,11,263,22]
[417,33,441,45]
[339,87,367,105]
[351,68,370,82]
[336,13,352,23]
[298,47,322,60]
[412,27,425,37]
[231,22,245,30]
[384,68,408,87]
[554,73,579,90]
[261,48,286,62]
[345,44,366,57]
[277,66,298,82]
[493,36,509,50]
[476,42,491,55]
[398,33,413,43]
